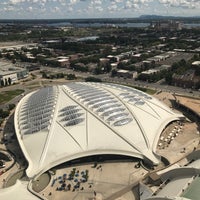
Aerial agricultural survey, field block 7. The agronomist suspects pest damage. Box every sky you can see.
[0,0,200,19]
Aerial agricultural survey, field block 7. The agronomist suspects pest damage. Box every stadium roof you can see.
[14,82,184,178]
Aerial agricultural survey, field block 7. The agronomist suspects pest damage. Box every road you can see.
[40,66,200,97]
[1,68,199,110]
[102,77,200,98]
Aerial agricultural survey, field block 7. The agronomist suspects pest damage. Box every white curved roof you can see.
[14,82,183,178]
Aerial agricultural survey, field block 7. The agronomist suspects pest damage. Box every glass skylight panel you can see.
[91,100,118,108]
[41,124,48,129]
[73,89,90,95]
[83,92,105,99]
[84,94,109,102]
[60,105,77,112]
[144,96,152,100]
[19,86,58,135]
[64,83,134,127]
[59,109,81,117]
[20,121,27,126]
[114,118,133,126]
[65,118,84,126]
[32,129,39,134]
[87,97,114,106]
[138,93,147,97]
[61,113,83,121]
[135,101,145,106]
[128,97,140,102]
[21,125,29,130]
[128,98,138,102]
[107,113,129,122]
[119,93,130,97]
[123,95,138,100]
[22,130,30,135]
[59,105,84,127]
[75,90,98,97]
[96,104,121,112]
[101,108,125,117]
[105,83,129,92]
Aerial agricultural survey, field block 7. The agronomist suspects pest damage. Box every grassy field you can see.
[105,81,157,95]
[133,86,156,95]
[0,89,24,105]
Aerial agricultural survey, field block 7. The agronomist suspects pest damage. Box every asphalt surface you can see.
[0,68,199,110]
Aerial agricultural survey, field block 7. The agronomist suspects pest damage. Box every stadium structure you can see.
[14,82,184,178]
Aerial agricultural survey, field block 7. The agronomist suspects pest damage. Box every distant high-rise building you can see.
[151,20,182,31]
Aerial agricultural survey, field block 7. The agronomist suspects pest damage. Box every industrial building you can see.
[0,61,28,85]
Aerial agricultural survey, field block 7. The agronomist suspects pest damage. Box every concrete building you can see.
[152,21,182,31]
[146,152,200,200]
[57,56,70,67]
[116,69,138,79]
[172,70,200,89]
[192,61,200,67]
[0,61,28,85]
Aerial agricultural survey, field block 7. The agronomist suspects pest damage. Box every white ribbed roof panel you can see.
[14,82,184,177]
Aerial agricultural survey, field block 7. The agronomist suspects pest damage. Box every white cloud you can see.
[0,0,199,19]
[95,6,103,12]
[9,0,24,4]
[159,0,200,9]
[70,0,79,5]
[27,6,33,11]
[4,6,14,11]
[108,3,118,11]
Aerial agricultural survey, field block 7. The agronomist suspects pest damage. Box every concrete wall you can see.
[161,167,200,182]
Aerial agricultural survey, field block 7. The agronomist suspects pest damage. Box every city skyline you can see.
[0,0,200,19]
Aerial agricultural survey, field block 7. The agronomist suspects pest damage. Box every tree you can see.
[85,76,102,82]
[5,78,8,86]
[111,69,117,77]
[94,66,102,75]
[0,109,9,118]
[0,80,4,87]
[104,63,112,73]
[42,71,48,78]
[66,74,76,80]
[8,104,15,111]
[8,77,12,85]
[165,72,173,85]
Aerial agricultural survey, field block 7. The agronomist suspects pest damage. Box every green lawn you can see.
[117,83,156,95]
[133,86,156,95]
[105,81,157,95]
[0,89,25,105]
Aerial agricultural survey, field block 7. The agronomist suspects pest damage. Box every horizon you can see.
[0,15,200,22]
[0,0,200,20]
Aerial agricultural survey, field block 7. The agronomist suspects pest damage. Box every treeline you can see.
[0,78,12,87]
[137,54,200,84]
[0,104,15,125]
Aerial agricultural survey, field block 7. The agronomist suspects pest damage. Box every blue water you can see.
[183,23,200,28]
[47,22,200,28]
[48,22,150,28]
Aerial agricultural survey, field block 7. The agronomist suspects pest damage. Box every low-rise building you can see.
[57,56,70,67]
[172,70,200,89]
[117,69,137,79]
[192,61,200,67]
[0,61,28,85]
[141,69,159,76]
[152,20,182,31]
